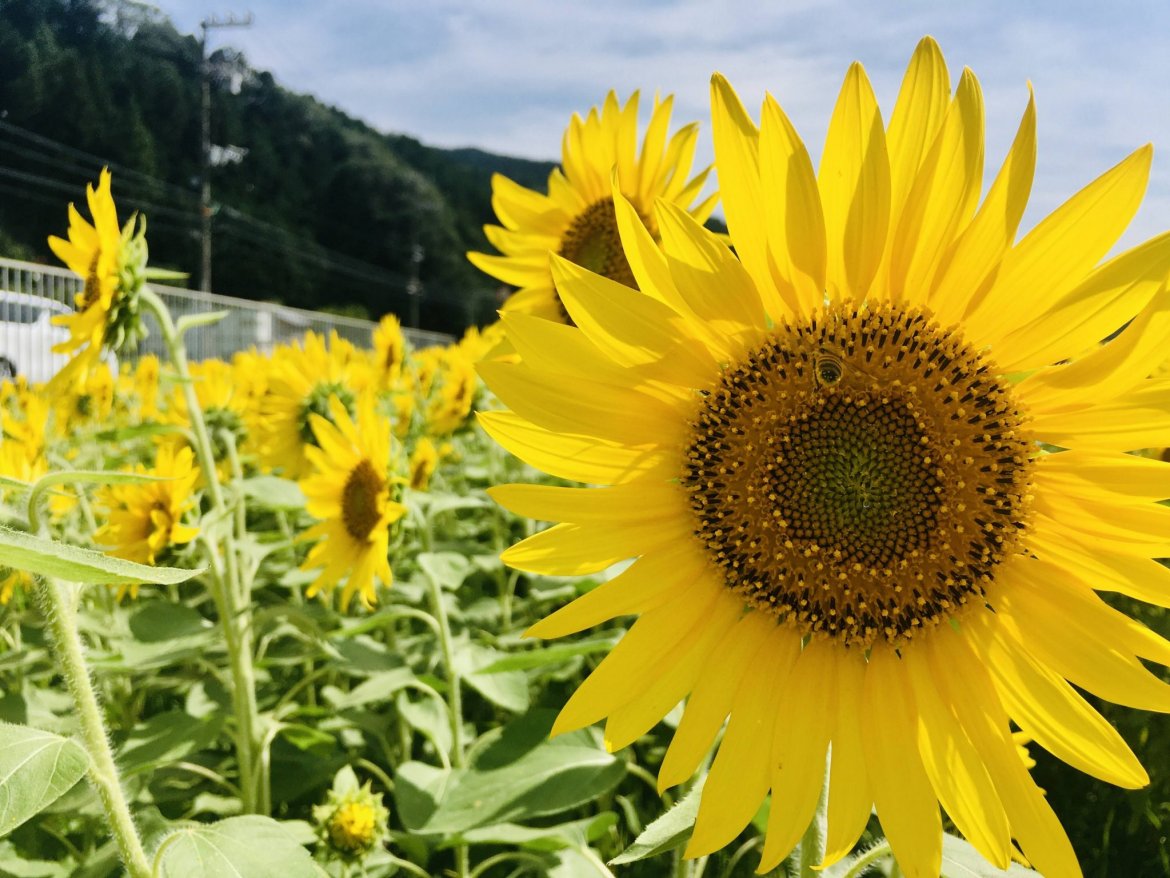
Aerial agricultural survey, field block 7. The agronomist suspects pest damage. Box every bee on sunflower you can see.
[481,37,1170,878]
[469,91,716,322]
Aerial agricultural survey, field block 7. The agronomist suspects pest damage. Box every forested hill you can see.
[0,0,557,332]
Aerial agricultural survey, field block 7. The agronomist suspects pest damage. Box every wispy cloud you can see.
[164,0,1170,247]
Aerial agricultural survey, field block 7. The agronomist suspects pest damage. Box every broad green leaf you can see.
[397,691,453,757]
[329,668,418,709]
[0,525,201,586]
[479,634,622,673]
[940,834,1041,877]
[610,777,703,865]
[418,552,473,590]
[118,710,223,777]
[241,476,306,511]
[153,816,322,877]
[0,723,89,837]
[454,812,618,852]
[457,643,529,713]
[395,710,625,834]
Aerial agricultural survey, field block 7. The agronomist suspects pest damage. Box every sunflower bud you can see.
[312,767,389,862]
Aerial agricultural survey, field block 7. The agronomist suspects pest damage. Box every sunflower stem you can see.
[139,285,264,815]
[419,513,469,877]
[797,756,830,878]
[839,840,893,878]
[35,577,151,878]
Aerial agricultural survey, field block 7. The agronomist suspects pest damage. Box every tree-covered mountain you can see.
[0,0,556,331]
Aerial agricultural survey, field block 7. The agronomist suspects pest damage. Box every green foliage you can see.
[0,724,88,837]
[0,0,555,333]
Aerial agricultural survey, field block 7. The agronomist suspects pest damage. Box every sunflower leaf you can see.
[0,723,89,838]
[0,525,201,586]
[940,834,1041,877]
[609,777,703,865]
[152,816,321,877]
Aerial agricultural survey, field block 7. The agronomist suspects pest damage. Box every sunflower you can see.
[47,170,147,391]
[253,332,366,478]
[94,444,201,568]
[480,38,1170,878]
[370,313,407,390]
[298,395,405,610]
[162,357,249,476]
[408,437,438,491]
[468,91,716,322]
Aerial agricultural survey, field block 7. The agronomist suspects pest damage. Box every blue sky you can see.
[158,0,1170,249]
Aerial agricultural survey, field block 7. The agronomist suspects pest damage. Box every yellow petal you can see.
[489,480,682,525]
[885,36,951,229]
[1035,449,1170,503]
[979,613,1147,788]
[862,647,941,878]
[966,145,1152,344]
[759,92,826,317]
[930,88,1035,322]
[686,631,798,858]
[757,640,835,871]
[818,62,891,301]
[709,74,778,312]
[820,649,873,868]
[905,644,1011,869]
[552,578,724,736]
[501,514,691,576]
[477,410,671,485]
[658,612,777,791]
[889,68,983,306]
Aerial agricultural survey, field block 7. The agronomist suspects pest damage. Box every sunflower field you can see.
[4,35,1170,878]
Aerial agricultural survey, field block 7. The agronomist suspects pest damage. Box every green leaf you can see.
[329,667,418,709]
[454,813,618,852]
[0,723,90,837]
[153,816,322,877]
[118,710,224,777]
[397,691,453,757]
[0,526,202,586]
[90,422,185,444]
[395,710,625,834]
[610,777,703,865]
[176,310,230,333]
[241,476,306,511]
[418,552,473,590]
[478,634,622,673]
[940,834,1041,877]
[457,643,529,713]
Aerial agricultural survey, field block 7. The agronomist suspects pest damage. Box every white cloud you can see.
[163,0,1170,248]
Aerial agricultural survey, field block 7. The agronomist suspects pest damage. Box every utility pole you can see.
[200,11,253,293]
[407,241,425,328]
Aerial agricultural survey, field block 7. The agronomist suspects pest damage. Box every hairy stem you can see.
[36,578,151,878]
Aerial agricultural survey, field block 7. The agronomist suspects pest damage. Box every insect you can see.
[812,350,845,388]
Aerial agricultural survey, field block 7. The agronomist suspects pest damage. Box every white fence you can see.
[0,256,452,381]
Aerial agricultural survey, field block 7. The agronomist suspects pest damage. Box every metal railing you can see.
[0,256,453,382]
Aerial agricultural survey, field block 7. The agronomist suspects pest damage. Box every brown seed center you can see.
[682,302,1033,647]
[341,459,385,541]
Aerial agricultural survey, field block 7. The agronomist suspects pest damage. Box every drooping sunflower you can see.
[481,38,1170,878]
[94,444,201,568]
[370,313,407,391]
[468,91,717,322]
[162,357,249,477]
[298,395,406,610]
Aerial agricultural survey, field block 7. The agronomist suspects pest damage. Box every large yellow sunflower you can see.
[299,395,406,610]
[468,91,717,322]
[480,38,1170,878]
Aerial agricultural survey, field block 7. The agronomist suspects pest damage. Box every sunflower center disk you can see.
[559,199,638,290]
[341,459,385,542]
[682,302,1033,647]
